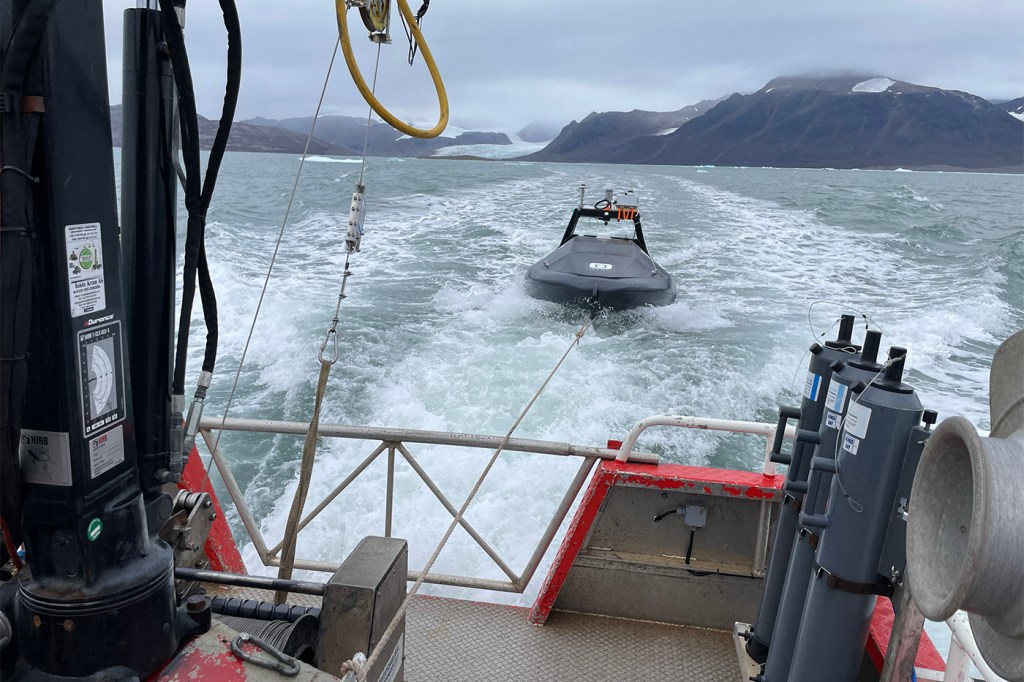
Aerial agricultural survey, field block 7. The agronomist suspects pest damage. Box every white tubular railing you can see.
[197,413,791,593]
[941,611,1009,682]
[211,418,659,463]
[616,414,798,475]
[197,416,656,593]
[615,414,798,577]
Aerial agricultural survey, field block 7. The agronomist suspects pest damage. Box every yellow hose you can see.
[335,0,449,139]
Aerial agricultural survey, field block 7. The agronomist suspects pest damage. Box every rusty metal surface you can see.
[405,595,738,681]
[156,621,340,681]
[202,582,324,609]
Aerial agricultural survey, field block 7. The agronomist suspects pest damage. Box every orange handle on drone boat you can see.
[335,0,449,138]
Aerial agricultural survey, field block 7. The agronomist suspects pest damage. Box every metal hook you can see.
[319,324,340,365]
[231,632,301,677]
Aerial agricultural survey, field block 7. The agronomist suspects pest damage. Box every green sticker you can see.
[87,518,103,541]
[79,247,94,270]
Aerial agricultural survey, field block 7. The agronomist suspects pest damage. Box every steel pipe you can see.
[616,414,799,462]
[200,417,658,463]
[175,567,326,596]
[263,556,519,593]
[517,457,597,589]
[266,442,387,557]
[945,611,1011,682]
[396,443,519,584]
[200,428,270,560]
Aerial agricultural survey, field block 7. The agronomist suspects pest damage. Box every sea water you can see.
[155,154,1020,622]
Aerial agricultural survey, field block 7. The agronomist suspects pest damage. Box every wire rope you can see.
[345,316,597,681]
[200,42,340,492]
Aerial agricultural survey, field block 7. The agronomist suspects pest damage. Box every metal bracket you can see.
[817,566,895,597]
[161,490,216,597]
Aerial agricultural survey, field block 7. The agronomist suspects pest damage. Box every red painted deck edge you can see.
[529,459,946,674]
[527,465,613,624]
[601,459,784,499]
[868,597,946,673]
[180,448,246,573]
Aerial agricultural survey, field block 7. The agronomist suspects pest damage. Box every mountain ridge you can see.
[527,75,1023,172]
[110,74,1023,172]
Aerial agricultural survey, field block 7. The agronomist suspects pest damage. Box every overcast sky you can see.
[102,1,1024,132]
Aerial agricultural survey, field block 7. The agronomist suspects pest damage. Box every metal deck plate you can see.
[406,595,739,682]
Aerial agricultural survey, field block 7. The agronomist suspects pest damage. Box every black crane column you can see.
[6,1,181,677]
[120,5,181,494]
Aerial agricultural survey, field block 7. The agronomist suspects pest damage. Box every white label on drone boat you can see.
[845,401,871,440]
[379,633,404,682]
[804,372,822,401]
[20,430,72,487]
[825,381,848,414]
[588,262,613,270]
[65,222,107,317]
[89,425,125,479]
[842,433,861,455]
[824,410,841,430]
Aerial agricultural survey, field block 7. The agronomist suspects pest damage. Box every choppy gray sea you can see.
[146,153,1021,613]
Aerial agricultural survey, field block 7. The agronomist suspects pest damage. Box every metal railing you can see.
[616,414,799,576]
[937,612,1008,682]
[199,417,656,592]
[198,415,1006,679]
[617,414,799,476]
[197,414,789,593]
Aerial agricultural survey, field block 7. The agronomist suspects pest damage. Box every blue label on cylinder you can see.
[826,382,847,413]
[804,372,822,401]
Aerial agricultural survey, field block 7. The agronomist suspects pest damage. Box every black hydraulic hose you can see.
[0,0,57,94]
[194,0,242,375]
[0,0,58,549]
[200,0,240,214]
[157,0,203,397]
[196,242,217,373]
[160,0,240,392]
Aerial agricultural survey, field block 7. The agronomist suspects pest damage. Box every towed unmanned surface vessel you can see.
[526,187,676,309]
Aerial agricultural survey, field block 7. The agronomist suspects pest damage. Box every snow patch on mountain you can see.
[852,78,896,93]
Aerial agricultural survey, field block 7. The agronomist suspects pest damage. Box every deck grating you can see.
[197,585,740,680]
[405,595,739,682]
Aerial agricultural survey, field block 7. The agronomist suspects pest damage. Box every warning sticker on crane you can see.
[65,222,107,317]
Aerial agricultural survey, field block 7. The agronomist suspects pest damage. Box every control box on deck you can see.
[318,537,408,682]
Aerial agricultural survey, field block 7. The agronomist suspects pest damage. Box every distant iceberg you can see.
[303,156,362,164]
[431,137,548,160]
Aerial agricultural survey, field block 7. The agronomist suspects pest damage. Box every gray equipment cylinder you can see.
[788,354,923,682]
[876,412,936,582]
[760,331,886,681]
[907,329,1024,681]
[745,315,860,662]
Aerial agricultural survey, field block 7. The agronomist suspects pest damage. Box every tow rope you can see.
[340,315,596,681]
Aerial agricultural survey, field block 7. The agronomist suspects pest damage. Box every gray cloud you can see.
[103,1,1024,131]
